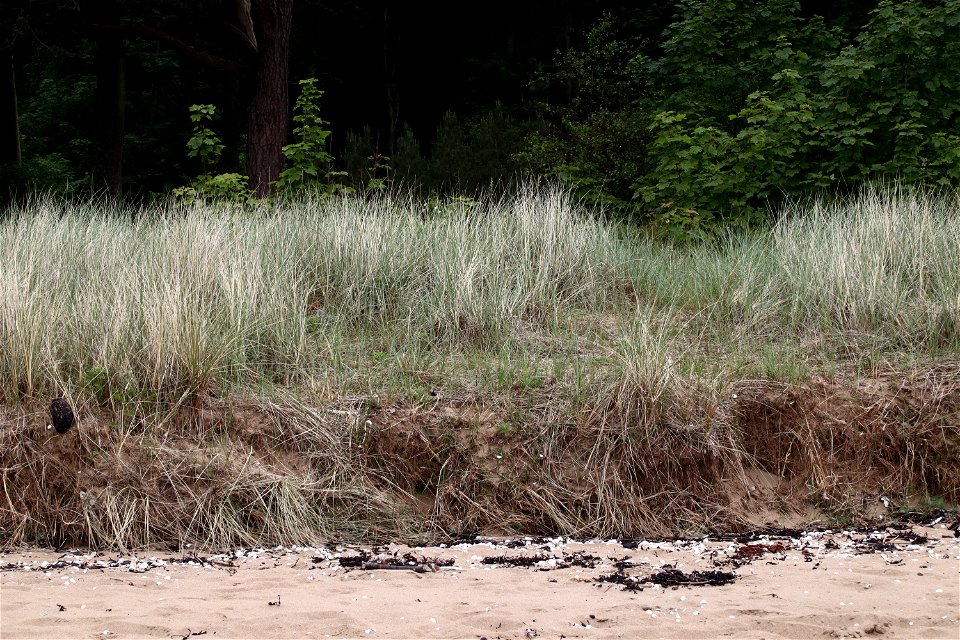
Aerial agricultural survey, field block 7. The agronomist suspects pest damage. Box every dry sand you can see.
[2,524,958,640]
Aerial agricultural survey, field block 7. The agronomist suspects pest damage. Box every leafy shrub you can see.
[276,78,348,196]
[0,154,79,202]
[428,105,538,193]
[175,104,252,203]
[517,13,654,215]
[526,1,960,237]
[392,124,427,190]
[639,0,960,231]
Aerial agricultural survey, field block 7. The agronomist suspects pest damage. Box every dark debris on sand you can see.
[711,509,957,543]
[597,566,737,591]
[336,549,455,571]
[482,552,600,570]
[647,568,737,587]
[728,542,789,567]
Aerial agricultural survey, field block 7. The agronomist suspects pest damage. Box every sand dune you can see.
[2,524,958,640]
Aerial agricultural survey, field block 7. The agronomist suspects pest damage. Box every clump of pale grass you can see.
[772,187,960,346]
[0,187,623,404]
[3,184,955,406]
[620,186,959,354]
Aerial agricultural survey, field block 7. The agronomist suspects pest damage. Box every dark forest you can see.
[2,1,958,231]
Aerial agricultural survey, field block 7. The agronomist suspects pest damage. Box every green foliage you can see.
[640,0,960,231]
[809,0,960,187]
[82,365,110,401]
[15,57,95,193]
[82,365,141,408]
[564,15,649,114]
[527,0,960,237]
[185,104,224,172]
[518,14,653,213]
[343,126,375,186]
[650,0,812,119]
[176,104,252,203]
[430,111,471,188]
[343,126,393,195]
[637,50,816,237]
[174,172,252,202]
[392,124,427,188]
[0,154,78,199]
[0,48,90,202]
[16,29,200,197]
[429,105,536,192]
[276,78,348,195]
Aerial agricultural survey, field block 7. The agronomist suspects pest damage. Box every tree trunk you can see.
[91,31,125,196]
[246,0,293,197]
[1,50,20,166]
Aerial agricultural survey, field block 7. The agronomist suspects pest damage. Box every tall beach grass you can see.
[1,185,957,546]
[0,185,957,406]
[0,190,614,401]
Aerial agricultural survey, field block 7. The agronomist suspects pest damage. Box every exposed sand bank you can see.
[2,523,958,640]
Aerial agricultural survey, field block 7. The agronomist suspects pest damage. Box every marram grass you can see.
[1,186,956,405]
[0,186,957,547]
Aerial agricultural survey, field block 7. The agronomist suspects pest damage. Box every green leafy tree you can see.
[639,0,960,233]
[810,0,960,187]
[649,0,814,122]
[276,78,348,195]
[528,0,960,238]
[637,35,821,235]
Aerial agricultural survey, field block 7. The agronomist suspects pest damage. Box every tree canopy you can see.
[3,1,958,232]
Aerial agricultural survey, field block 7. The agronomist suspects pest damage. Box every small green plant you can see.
[186,104,224,172]
[305,314,323,334]
[175,104,252,203]
[276,78,349,195]
[82,365,141,409]
[174,172,252,203]
[83,365,110,401]
[921,495,951,511]
[363,151,392,195]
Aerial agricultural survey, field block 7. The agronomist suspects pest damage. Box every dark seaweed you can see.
[597,567,737,591]
[481,552,600,569]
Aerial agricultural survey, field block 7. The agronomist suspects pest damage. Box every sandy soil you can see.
[2,524,958,640]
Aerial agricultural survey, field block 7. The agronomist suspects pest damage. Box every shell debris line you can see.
[3,511,958,639]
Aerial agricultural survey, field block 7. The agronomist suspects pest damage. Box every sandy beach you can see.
[2,522,958,640]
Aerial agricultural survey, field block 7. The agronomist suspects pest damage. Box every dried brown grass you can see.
[4,360,955,550]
